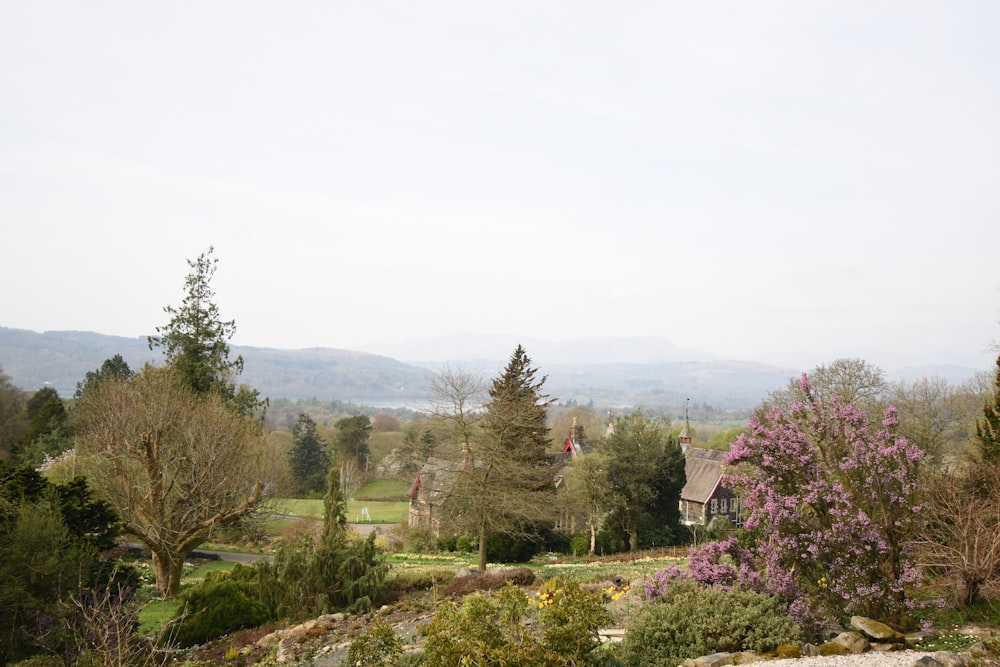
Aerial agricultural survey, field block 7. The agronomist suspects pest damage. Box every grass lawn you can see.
[355,478,411,499]
[137,559,239,636]
[271,498,409,524]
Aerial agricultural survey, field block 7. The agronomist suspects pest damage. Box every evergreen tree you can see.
[288,413,330,496]
[334,415,372,470]
[74,354,133,400]
[444,345,556,571]
[148,247,264,416]
[16,386,70,466]
[601,411,686,551]
[975,353,1000,466]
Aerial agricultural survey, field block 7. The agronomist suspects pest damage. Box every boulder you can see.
[831,631,869,654]
[931,651,972,667]
[851,616,905,643]
[682,652,737,667]
[912,657,944,667]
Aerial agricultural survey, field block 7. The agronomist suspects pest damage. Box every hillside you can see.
[3,327,981,411]
[0,327,434,404]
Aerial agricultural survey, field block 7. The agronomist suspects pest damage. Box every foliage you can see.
[16,386,70,467]
[601,412,686,551]
[644,537,760,597]
[725,373,927,626]
[620,581,800,667]
[74,354,133,401]
[288,413,330,496]
[561,451,617,555]
[255,465,387,621]
[914,353,1000,607]
[74,365,269,597]
[1,465,119,554]
[170,566,271,648]
[440,348,558,572]
[975,354,1000,469]
[421,580,610,667]
[0,365,27,463]
[147,247,264,417]
[344,619,404,667]
[334,415,372,469]
[0,490,128,666]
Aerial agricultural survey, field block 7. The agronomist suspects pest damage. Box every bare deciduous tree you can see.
[914,467,1000,606]
[75,366,268,597]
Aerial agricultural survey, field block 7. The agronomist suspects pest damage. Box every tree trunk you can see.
[152,548,186,598]
[478,522,488,573]
[628,509,639,552]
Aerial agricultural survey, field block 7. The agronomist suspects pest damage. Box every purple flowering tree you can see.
[724,374,926,625]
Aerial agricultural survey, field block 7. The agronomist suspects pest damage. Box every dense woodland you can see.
[1,249,999,666]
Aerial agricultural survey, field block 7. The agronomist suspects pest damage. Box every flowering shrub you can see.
[644,537,761,600]
[724,374,929,626]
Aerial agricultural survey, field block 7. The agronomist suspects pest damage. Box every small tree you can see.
[288,413,330,496]
[561,451,617,554]
[725,374,926,625]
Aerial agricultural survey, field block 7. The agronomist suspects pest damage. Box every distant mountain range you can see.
[0,327,984,411]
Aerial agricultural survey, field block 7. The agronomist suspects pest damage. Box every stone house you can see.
[677,413,741,527]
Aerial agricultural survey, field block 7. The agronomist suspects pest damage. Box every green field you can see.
[271,498,409,524]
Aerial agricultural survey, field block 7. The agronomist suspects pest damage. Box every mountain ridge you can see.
[0,327,984,411]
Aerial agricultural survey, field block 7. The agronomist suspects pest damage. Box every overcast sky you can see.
[2,2,998,372]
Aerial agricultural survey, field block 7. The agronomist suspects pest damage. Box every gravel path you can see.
[761,651,936,667]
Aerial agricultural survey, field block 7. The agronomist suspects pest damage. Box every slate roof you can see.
[409,456,466,507]
[680,448,727,504]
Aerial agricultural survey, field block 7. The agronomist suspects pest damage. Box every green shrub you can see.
[570,534,590,557]
[620,586,800,667]
[776,644,801,658]
[455,535,474,553]
[421,581,610,667]
[818,642,847,656]
[169,566,271,647]
[345,619,404,667]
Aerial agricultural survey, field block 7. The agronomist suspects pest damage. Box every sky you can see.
[1,2,998,372]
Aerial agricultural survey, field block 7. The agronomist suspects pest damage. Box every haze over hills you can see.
[0,327,986,412]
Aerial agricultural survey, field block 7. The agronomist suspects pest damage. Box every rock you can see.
[870,642,904,652]
[851,616,905,643]
[802,644,820,657]
[683,652,738,667]
[733,651,764,663]
[913,657,945,667]
[831,631,870,654]
[932,651,972,667]
[454,566,478,578]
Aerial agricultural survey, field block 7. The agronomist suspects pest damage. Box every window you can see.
[710,498,718,514]
[719,498,727,513]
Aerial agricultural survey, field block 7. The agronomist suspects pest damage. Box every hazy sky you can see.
[2,2,998,371]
